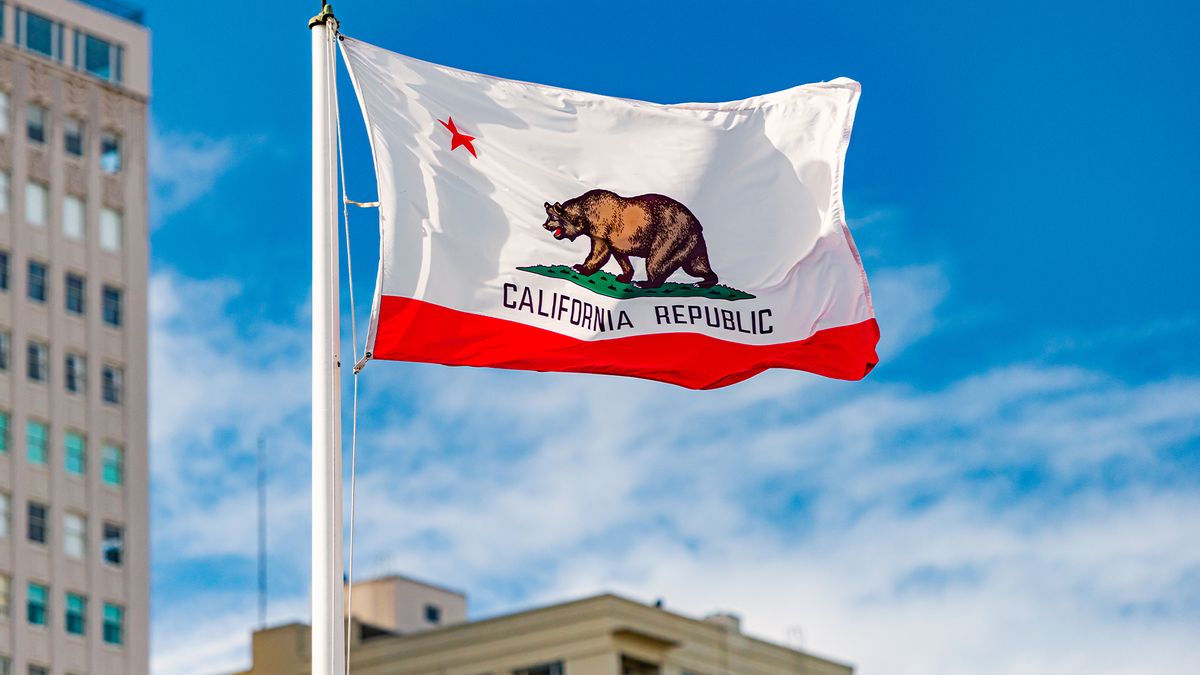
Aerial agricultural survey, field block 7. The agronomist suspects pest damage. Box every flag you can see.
[342,37,879,390]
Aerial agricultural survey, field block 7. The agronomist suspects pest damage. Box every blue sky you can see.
[137,1,1199,673]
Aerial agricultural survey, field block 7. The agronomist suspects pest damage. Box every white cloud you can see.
[149,123,241,225]
[148,265,1200,675]
[149,273,310,504]
[869,264,948,358]
[148,271,316,673]
[153,594,311,675]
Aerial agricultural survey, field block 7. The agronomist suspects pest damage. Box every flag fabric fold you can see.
[341,36,878,390]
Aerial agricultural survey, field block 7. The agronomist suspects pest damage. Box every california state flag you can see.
[342,37,879,390]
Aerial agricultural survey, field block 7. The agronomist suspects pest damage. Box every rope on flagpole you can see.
[325,20,363,675]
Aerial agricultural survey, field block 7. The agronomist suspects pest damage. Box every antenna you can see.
[787,626,807,675]
[787,625,806,649]
[257,433,268,628]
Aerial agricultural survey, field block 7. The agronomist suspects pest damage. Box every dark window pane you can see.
[24,12,56,59]
[26,105,46,144]
[27,583,48,627]
[515,664,564,675]
[102,366,123,404]
[103,522,123,566]
[64,118,84,156]
[27,343,47,382]
[0,251,9,290]
[84,34,112,80]
[102,286,122,326]
[65,354,86,394]
[65,594,86,635]
[101,134,122,173]
[28,262,47,302]
[28,502,47,543]
[66,274,86,315]
[621,656,661,675]
[103,604,123,645]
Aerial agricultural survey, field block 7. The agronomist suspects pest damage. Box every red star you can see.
[438,116,477,158]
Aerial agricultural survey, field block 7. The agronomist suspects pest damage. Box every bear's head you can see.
[543,201,585,241]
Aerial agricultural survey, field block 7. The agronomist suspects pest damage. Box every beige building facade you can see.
[345,575,468,636]
[238,580,852,675]
[0,1,150,674]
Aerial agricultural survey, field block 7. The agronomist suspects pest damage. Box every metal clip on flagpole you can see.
[309,4,345,675]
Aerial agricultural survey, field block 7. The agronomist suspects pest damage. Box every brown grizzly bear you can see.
[541,189,719,289]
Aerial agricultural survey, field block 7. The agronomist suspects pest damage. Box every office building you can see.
[0,1,149,673]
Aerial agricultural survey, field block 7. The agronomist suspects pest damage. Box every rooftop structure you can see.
[236,577,853,675]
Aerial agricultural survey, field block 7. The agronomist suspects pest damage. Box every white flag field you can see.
[342,37,878,390]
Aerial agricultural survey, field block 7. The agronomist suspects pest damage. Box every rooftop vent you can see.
[703,612,741,632]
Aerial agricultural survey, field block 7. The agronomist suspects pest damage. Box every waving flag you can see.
[342,37,878,389]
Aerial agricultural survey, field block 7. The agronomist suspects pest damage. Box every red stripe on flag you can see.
[371,296,879,390]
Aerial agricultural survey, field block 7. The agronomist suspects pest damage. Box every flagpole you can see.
[309,4,344,675]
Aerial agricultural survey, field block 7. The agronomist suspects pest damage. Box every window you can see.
[65,273,86,316]
[425,603,441,624]
[514,664,564,675]
[103,286,123,326]
[74,31,123,84]
[103,365,123,405]
[63,195,85,240]
[28,501,47,544]
[0,493,8,538]
[65,353,87,394]
[15,8,64,61]
[25,104,47,143]
[25,182,48,226]
[27,261,47,302]
[0,411,7,453]
[29,666,48,675]
[64,513,87,559]
[102,444,123,486]
[100,133,122,173]
[63,517,91,564]
[102,522,123,566]
[0,657,8,675]
[0,172,8,213]
[100,208,122,251]
[0,90,9,135]
[621,656,661,675]
[65,593,86,635]
[27,341,48,383]
[65,432,86,476]
[0,574,8,618]
[103,603,123,645]
[0,251,8,290]
[26,420,48,465]
[26,582,48,626]
[64,117,84,156]
[0,331,8,371]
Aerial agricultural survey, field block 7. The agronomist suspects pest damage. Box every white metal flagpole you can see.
[309,4,344,675]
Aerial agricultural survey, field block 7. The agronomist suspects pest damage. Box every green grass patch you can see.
[517,265,755,301]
